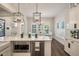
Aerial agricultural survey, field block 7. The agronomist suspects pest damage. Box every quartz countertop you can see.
[3,36,52,41]
[66,37,79,43]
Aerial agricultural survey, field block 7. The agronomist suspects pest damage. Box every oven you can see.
[13,41,30,52]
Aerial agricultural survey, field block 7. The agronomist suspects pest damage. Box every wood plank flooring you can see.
[51,39,70,56]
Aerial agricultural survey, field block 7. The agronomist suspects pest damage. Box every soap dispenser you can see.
[35,33,38,38]
[28,32,31,38]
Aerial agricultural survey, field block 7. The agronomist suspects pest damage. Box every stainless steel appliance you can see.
[13,41,30,52]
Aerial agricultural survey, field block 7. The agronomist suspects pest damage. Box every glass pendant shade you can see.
[33,4,41,23]
[33,12,41,21]
[13,12,24,22]
[13,3,24,23]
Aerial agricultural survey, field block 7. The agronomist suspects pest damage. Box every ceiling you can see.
[0,4,11,16]
[0,3,69,17]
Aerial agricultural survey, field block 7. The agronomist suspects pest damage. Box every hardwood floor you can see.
[51,39,70,56]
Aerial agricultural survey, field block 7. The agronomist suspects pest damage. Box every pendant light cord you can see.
[36,3,38,12]
[18,3,20,13]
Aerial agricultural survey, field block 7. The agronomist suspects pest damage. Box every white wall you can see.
[24,16,28,35]
[54,8,69,45]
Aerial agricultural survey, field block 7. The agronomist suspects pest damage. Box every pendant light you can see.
[13,3,24,23]
[12,3,24,37]
[33,3,41,24]
[33,3,42,35]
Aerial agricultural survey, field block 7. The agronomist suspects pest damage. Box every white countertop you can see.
[3,36,52,41]
[66,37,79,43]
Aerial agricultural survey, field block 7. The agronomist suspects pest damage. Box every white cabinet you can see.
[31,23,49,36]
[44,41,51,56]
[64,40,79,56]
[69,6,79,29]
[64,40,71,55]
[0,42,12,56]
[70,41,79,56]
[0,47,11,56]
[65,5,79,56]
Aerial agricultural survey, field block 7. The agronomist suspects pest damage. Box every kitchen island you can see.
[0,36,52,56]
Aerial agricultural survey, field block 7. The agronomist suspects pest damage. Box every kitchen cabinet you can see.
[30,41,44,56]
[11,39,51,56]
[64,40,79,56]
[0,19,5,37]
[69,6,79,29]
[31,23,49,36]
[44,41,51,56]
[70,41,79,56]
[0,42,12,56]
[0,46,11,56]
[65,6,79,56]
[64,40,71,55]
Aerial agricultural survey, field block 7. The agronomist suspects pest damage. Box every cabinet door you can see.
[0,47,11,56]
[64,41,71,55]
[31,41,44,56]
[40,42,44,56]
[30,42,35,56]
[65,41,79,56]
[44,41,51,56]
[71,42,79,56]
